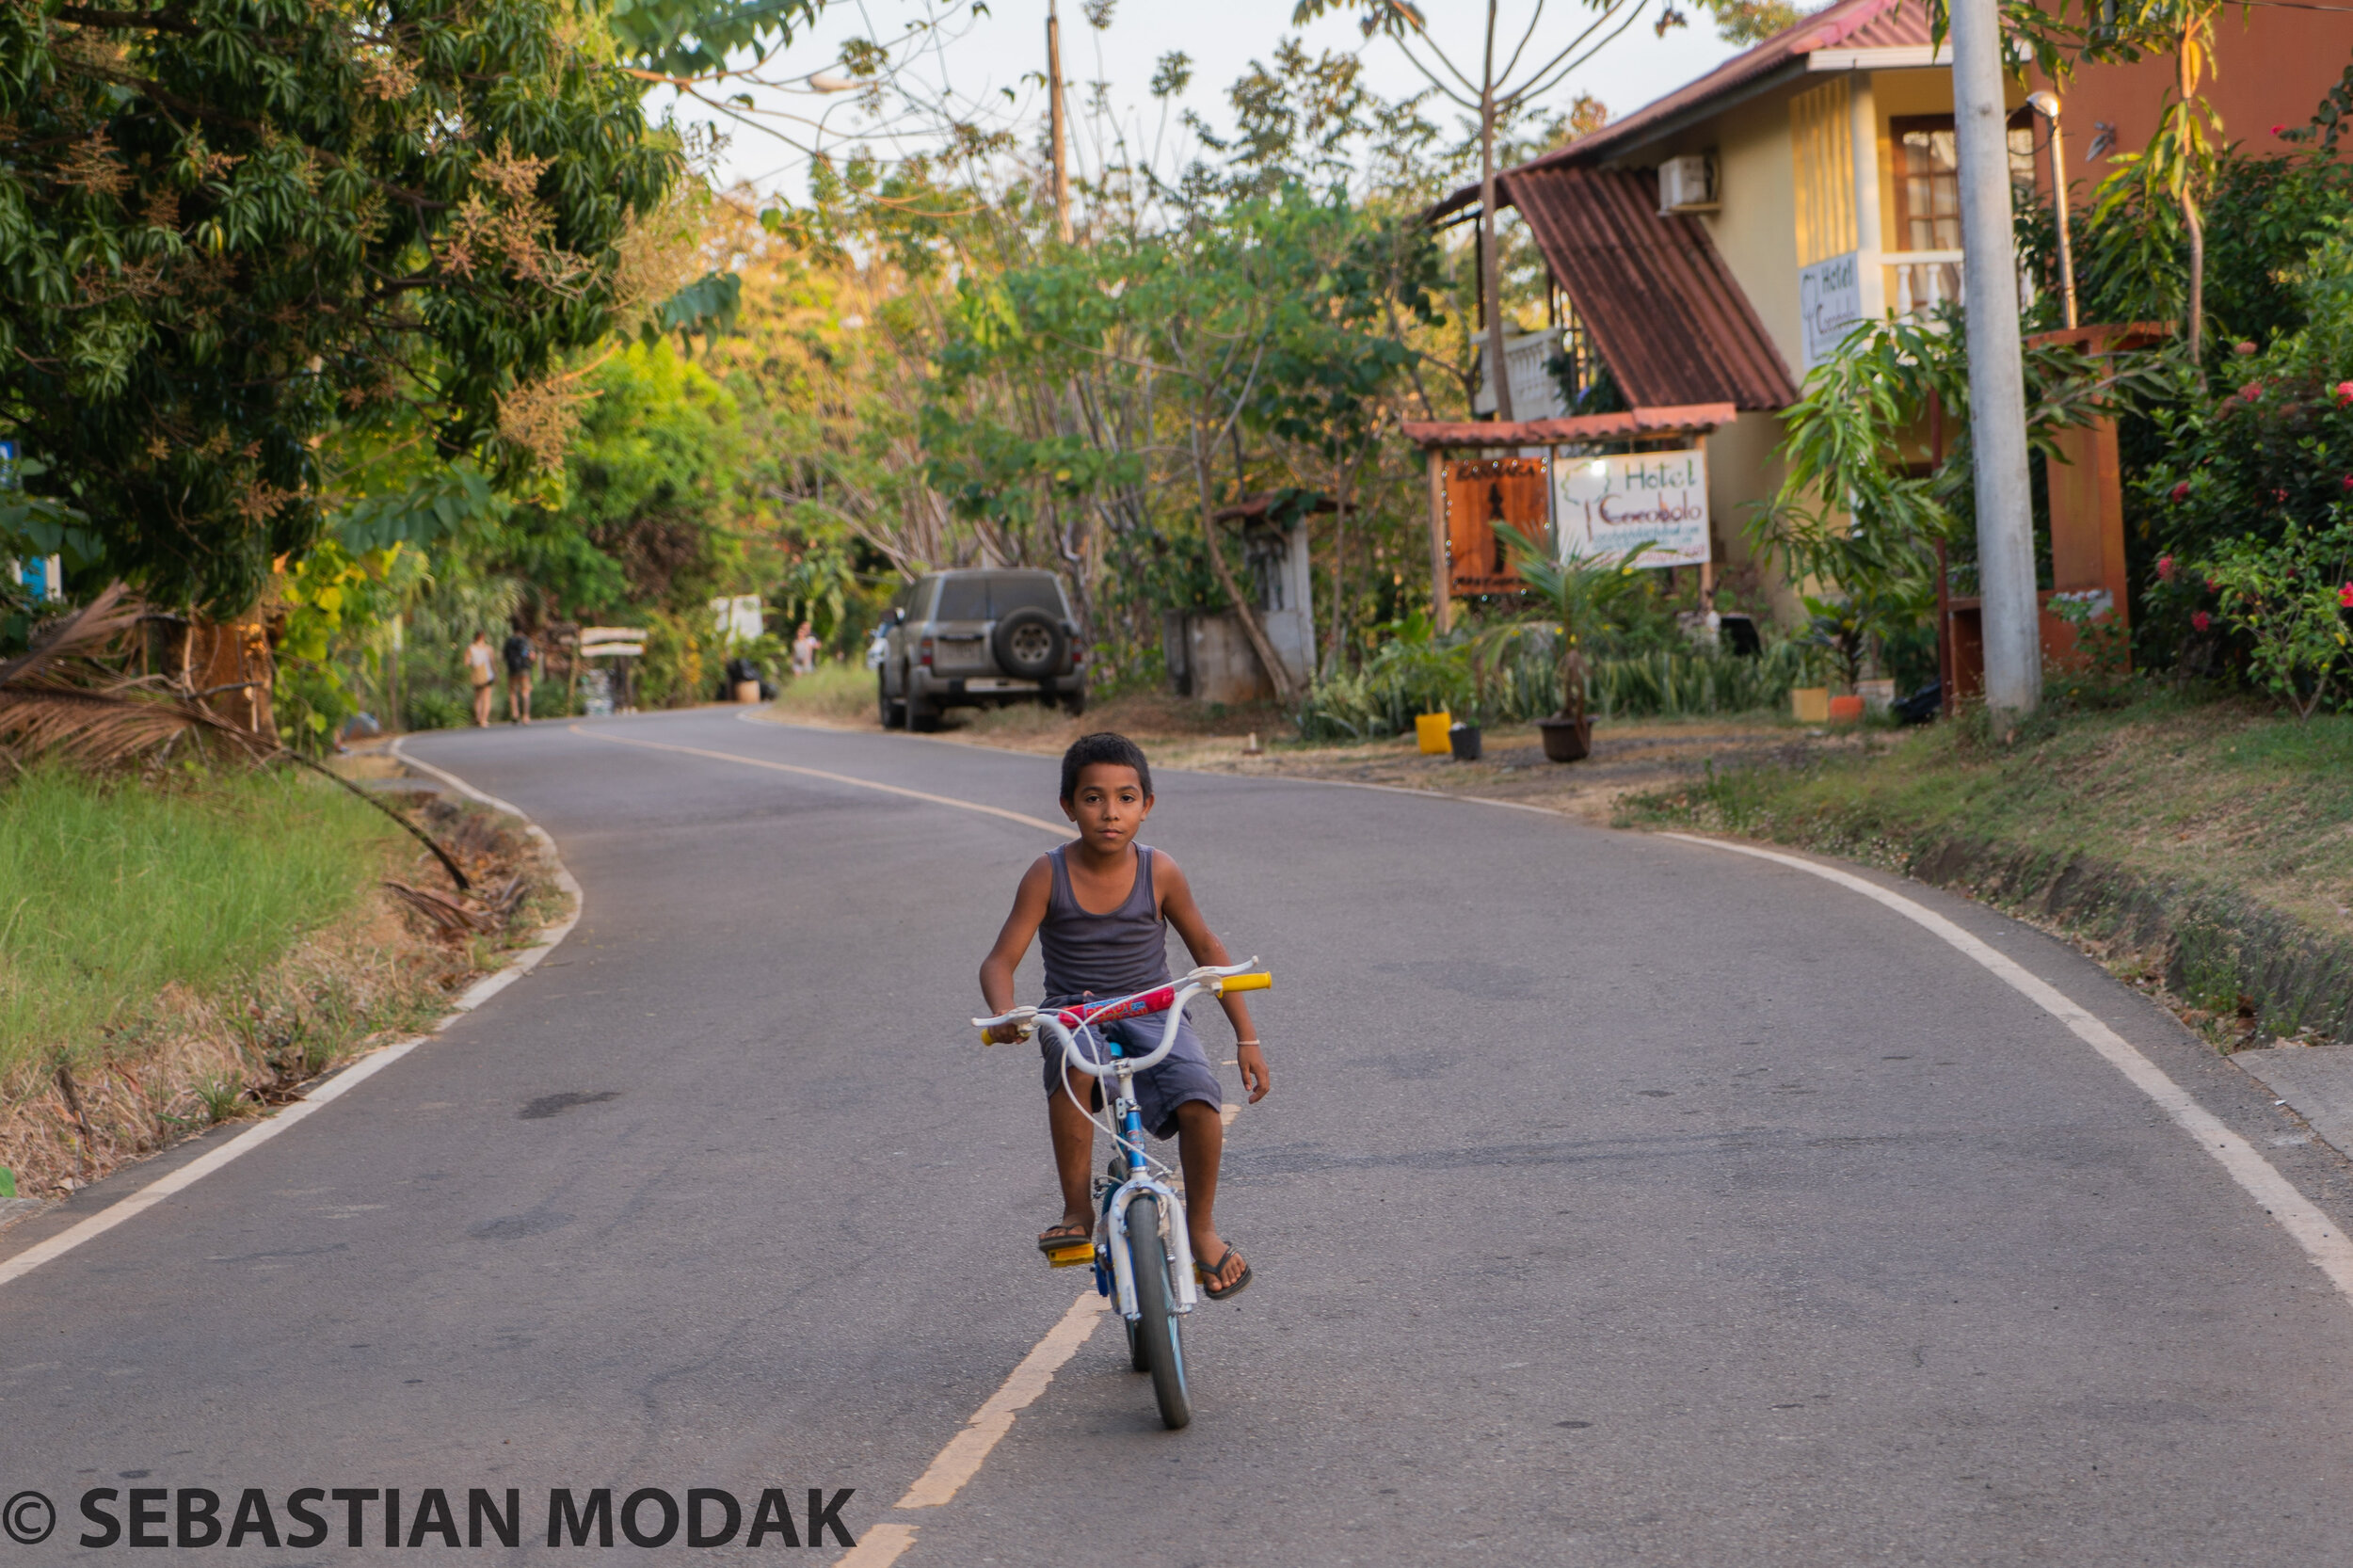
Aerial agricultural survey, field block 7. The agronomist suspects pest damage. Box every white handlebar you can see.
[1039,985,1195,1080]
[973,960,1260,1080]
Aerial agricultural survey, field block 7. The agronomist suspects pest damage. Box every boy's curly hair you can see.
[1060,731,1153,802]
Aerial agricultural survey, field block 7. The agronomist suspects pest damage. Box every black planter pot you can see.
[1448,722,1482,761]
[1536,713,1592,762]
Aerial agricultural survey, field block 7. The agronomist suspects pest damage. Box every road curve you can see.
[6,707,2353,1567]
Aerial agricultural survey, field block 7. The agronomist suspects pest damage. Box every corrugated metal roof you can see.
[1431,0,1937,217]
[1503,165,1799,411]
[1401,404,1737,450]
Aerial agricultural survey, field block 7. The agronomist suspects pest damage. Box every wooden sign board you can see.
[1446,456,1547,596]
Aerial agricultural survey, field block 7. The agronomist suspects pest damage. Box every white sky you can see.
[664,0,1750,201]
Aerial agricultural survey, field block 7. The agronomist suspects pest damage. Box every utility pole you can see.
[1046,0,1072,244]
[1948,0,2040,725]
[1476,0,1514,423]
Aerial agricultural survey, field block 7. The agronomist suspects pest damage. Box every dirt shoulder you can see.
[759,674,1833,825]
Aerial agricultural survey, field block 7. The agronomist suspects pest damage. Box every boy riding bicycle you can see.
[978,732,1270,1300]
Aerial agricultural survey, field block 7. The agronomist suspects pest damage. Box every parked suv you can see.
[879,569,1086,730]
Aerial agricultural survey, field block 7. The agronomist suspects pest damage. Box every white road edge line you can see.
[1661,831,2353,1302]
[731,708,1571,816]
[0,744,584,1290]
[577,725,1077,838]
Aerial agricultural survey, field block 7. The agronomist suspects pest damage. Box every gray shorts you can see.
[1039,1007,1224,1140]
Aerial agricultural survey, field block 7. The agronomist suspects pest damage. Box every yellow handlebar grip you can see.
[1216,973,1273,994]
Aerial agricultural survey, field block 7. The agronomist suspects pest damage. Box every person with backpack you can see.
[503,628,538,725]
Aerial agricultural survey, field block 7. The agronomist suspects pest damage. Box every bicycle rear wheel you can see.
[1125,1192,1191,1430]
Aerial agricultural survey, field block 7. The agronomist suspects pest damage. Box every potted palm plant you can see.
[1495,521,1652,763]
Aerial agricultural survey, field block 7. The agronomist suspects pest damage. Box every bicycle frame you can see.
[976,960,1268,1326]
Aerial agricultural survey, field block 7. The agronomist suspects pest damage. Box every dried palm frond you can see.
[381,879,501,936]
[2,581,474,892]
[0,581,275,770]
[0,580,144,689]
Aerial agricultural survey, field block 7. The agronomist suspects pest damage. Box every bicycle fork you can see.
[1096,1061,1199,1320]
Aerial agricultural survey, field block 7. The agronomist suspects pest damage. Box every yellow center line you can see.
[577,722,1109,1562]
[568,725,1075,839]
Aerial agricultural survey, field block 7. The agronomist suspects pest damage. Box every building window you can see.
[1892,116,2041,253]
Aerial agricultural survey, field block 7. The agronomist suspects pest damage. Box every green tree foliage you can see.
[1756,308,2155,686]
[0,0,684,614]
[608,0,817,78]
[520,340,750,616]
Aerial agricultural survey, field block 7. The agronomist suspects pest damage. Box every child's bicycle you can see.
[975,959,1272,1431]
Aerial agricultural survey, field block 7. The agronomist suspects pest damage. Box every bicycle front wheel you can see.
[1125,1192,1192,1430]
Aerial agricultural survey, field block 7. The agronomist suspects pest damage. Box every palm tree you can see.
[1494,520,1651,733]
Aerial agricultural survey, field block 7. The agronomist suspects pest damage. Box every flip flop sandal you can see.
[1196,1246,1253,1301]
[1036,1223,1091,1256]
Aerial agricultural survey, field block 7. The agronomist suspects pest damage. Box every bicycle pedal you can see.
[1045,1243,1094,1269]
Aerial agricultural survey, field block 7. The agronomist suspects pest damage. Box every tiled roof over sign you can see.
[1502,165,1800,411]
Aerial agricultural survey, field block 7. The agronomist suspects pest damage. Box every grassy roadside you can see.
[1615,689,2353,1048]
[0,763,566,1203]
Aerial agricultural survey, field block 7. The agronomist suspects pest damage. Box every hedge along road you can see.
[7,709,2353,1566]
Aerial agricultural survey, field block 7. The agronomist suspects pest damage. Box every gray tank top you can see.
[1039,844,1171,1001]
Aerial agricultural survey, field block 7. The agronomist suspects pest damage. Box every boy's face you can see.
[1062,763,1152,854]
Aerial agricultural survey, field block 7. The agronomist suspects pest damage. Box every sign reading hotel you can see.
[1800,250,1862,370]
[1553,449,1711,568]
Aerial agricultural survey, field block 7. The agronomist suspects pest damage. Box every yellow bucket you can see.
[1790,686,1832,724]
[1414,711,1453,755]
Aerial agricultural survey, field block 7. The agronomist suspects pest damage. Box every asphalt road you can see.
[8,706,2353,1566]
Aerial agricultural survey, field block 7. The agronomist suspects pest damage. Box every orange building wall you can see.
[2030,8,2350,196]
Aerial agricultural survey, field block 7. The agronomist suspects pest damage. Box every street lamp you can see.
[2026,91,2078,330]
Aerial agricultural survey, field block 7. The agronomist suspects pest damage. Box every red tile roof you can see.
[1401,404,1738,449]
[1503,165,1800,410]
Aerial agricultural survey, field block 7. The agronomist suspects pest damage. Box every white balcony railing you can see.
[1884,250,1965,317]
[1473,328,1570,421]
[1881,249,2041,324]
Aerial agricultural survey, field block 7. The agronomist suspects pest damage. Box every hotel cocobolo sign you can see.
[1553,449,1711,569]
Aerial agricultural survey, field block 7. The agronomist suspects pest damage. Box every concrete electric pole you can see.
[1948,0,2040,726]
[1047,1,1072,244]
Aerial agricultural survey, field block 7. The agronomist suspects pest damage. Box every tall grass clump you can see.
[769,660,876,724]
[0,766,399,1084]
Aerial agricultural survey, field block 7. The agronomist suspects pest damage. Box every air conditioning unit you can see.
[1657,152,1718,214]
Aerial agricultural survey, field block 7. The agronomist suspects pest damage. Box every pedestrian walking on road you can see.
[465,632,496,728]
[503,628,537,724]
[977,731,1270,1301]
[791,620,821,677]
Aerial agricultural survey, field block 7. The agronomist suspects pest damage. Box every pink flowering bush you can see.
[2142,229,2353,696]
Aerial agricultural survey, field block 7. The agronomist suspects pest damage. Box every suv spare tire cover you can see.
[992,607,1066,678]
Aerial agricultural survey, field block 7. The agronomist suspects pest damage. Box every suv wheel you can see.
[992,608,1066,680]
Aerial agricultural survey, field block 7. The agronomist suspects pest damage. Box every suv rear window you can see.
[990,576,1065,618]
[935,577,988,620]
